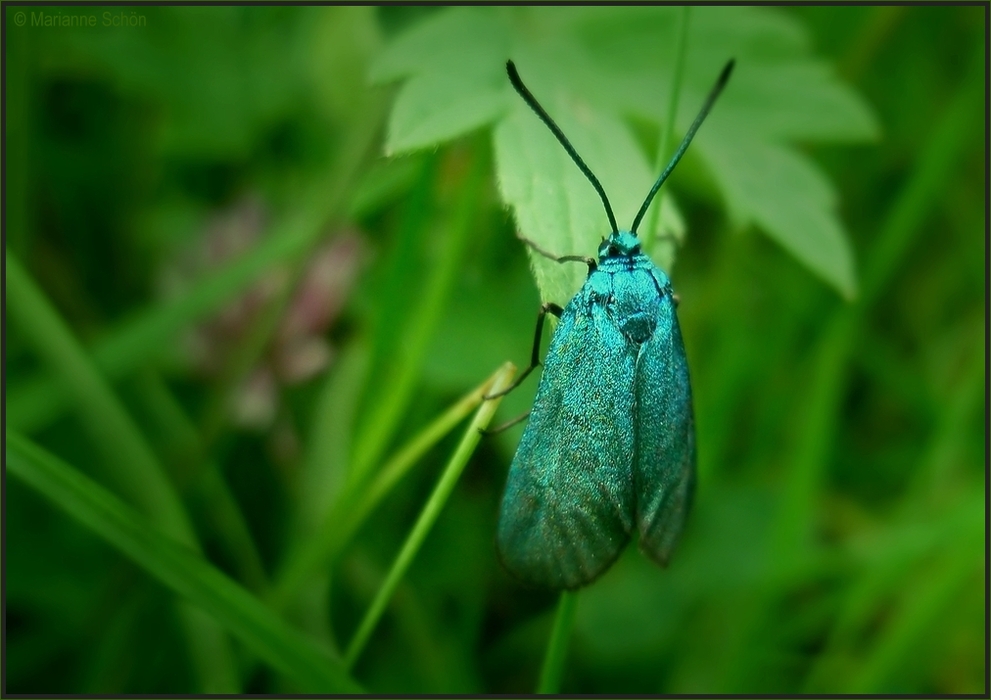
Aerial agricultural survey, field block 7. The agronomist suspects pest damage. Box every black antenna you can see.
[507,61,619,235]
[631,59,735,234]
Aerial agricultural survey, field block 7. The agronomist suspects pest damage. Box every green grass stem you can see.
[7,93,386,437]
[131,372,270,594]
[348,151,485,488]
[642,5,690,260]
[343,362,517,669]
[7,254,196,539]
[772,47,982,562]
[7,217,315,434]
[273,363,510,610]
[6,432,362,694]
[6,253,241,692]
[197,96,387,449]
[536,591,578,694]
[296,338,373,536]
[722,60,983,690]
[848,538,980,693]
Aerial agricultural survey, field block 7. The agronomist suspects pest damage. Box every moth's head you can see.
[598,230,641,259]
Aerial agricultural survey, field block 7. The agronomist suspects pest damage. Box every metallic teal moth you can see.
[497,59,734,590]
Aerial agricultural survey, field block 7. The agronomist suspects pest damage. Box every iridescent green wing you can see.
[634,291,697,565]
[497,292,636,590]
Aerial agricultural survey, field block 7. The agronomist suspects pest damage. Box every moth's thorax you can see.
[593,232,672,287]
[584,235,675,345]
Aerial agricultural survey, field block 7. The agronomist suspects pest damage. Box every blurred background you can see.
[4,5,985,694]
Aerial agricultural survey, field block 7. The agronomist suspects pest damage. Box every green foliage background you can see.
[4,5,985,694]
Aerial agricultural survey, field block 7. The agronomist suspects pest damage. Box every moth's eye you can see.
[609,245,619,256]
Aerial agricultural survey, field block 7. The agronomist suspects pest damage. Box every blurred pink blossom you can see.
[161,195,366,432]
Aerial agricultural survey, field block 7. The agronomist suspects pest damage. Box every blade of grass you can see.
[772,44,983,566]
[6,431,363,694]
[335,367,511,559]
[348,147,486,488]
[537,591,578,694]
[641,5,690,260]
[80,585,149,693]
[723,49,982,691]
[801,496,983,692]
[803,347,984,692]
[6,253,241,692]
[272,363,509,610]
[296,337,373,536]
[848,536,981,693]
[7,91,387,437]
[288,338,372,652]
[7,254,196,539]
[7,216,317,433]
[179,605,240,693]
[198,94,387,449]
[343,362,516,668]
[903,326,984,499]
[232,344,377,686]
[130,371,269,594]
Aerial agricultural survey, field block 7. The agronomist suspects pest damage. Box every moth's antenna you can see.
[507,60,619,235]
[631,59,735,234]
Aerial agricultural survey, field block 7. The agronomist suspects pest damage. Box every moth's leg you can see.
[479,410,531,436]
[672,293,681,308]
[484,302,563,400]
[517,234,596,274]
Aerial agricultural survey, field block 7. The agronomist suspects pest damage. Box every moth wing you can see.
[497,295,636,590]
[634,294,696,565]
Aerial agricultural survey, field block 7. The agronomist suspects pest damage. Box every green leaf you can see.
[384,66,510,155]
[494,94,678,305]
[372,7,512,154]
[699,133,857,299]
[309,7,384,126]
[6,431,363,694]
[373,6,877,298]
[573,7,878,142]
[371,7,510,83]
